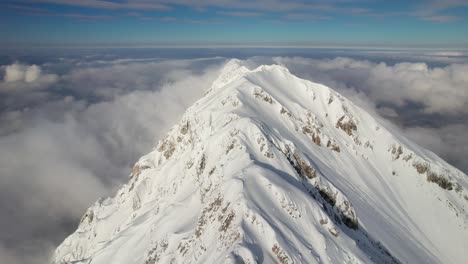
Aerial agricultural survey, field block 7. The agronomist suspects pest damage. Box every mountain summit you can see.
[54,59,468,264]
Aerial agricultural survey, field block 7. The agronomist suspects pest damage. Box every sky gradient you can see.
[1,1,468,48]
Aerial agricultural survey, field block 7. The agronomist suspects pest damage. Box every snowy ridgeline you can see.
[54,59,468,264]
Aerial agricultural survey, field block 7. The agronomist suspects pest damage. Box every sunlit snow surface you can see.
[54,59,468,264]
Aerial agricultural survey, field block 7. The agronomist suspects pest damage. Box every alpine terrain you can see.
[53,59,468,264]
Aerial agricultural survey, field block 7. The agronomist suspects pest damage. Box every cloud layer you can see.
[0,57,224,264]
[263,56,468,114]
[15,0,468,22]
[0,51,467,264]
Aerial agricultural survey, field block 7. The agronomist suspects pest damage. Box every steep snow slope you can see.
[54,59,468,264]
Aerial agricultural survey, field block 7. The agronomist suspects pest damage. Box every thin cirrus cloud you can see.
[22,0,170,10]
[2,0,465,30]
[216,11,264,17]
[422,0,468,12]
[419,14,461,22]
[0,3,47,12]
[3,0,467,49]
[20,0,348,12]
[284,13,331,20]
[27,11,113,19]
[409,0,468,22]
[16,0,467,17]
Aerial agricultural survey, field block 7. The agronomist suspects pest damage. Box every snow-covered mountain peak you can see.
[210,59,292,92]
[210,58,249,90]
[54,60,468,264]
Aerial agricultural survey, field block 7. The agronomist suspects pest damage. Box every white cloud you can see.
[377,106,399,118]
[61,58,217,99]
[1,54,467,264]
[4,64,26,82]
[24,64,41,82]
[271,57,468,114]
[0,57,224,264]
[404,124,468,173]
[1,63,58,90]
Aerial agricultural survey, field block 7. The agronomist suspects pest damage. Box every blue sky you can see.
[1,0,468,48]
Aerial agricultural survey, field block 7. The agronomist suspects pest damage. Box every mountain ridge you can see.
[53,59,468,264]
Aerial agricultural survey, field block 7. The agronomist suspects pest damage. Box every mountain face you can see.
[53,60,468,264]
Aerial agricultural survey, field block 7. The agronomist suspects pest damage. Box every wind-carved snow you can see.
[54,59,468,264]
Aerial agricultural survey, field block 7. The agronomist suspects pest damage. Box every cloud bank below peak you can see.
[272,56,468,115]
[0,52,467,264]
[0,57,225,264]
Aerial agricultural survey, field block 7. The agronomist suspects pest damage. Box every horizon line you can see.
[1,43,468,51]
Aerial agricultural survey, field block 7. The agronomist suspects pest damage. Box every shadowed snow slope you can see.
[54,59,468,264]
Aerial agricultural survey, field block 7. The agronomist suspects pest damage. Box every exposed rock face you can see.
[54,60,468,264]
[336,115,357,136]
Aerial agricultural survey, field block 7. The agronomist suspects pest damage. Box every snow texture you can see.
[53,59,468,264]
